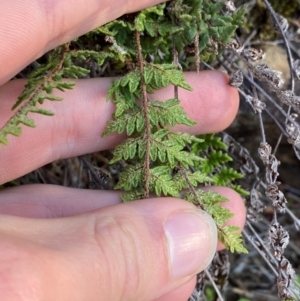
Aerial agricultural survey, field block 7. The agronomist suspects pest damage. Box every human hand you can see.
[0,1,246,300]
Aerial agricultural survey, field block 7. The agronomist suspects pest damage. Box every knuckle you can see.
[93,214,148,300]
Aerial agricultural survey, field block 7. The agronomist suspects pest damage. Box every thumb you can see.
[0,197,217,301]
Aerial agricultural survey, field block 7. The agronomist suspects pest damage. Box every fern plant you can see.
[100,0,248,253]
[3,0,300,300]
[0,0,247,253]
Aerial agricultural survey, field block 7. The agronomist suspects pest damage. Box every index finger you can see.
[0,0,167,85]
[0,71,239,184]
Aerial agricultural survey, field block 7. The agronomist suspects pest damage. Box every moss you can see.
[239,0,299,41]
[269,0,299,17]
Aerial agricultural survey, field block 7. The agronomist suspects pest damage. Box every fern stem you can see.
[12,43,69,111]
[172,41,179,99]
[180,167,204,210]
[180,166,233,243]
[0,47,69,145]
[194,34,200,74]
[135,30,151,198]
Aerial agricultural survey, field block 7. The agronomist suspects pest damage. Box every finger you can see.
[0,184,246,252]
[0,0,167,84]
[154,278,196,301]
[0,71,239,183]
[0,197,217,301]
[0,185,121,218]
[0,185,246,232]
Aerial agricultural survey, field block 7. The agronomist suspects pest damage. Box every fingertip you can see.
[202,186,246,251]
[176,71,240,134]
[216,186,247,230]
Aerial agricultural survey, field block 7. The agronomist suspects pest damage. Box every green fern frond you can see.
[191,134,247,196]
[219,225,248,254]
[149,165,179,196]
[114,163,143,190]
[0,45,114,146]
[213,167,244,186]
[229,184,250,197]
[192,134,228,152]
[185,190,248,254]
[174,170,213,190]
[101,1,247,254]
[200,150,233,174]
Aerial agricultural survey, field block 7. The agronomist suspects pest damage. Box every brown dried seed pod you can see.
[279,257,295,281]
[277,256,296,300]
[243,48,265,62]
[266,184,287,213]
[292,98,300,114]
[286,114,298,136]
[287,134,300,149]
[208,38,218,55]
[224,0,236,13]
[278,90,300,113]
[258,142,272,165]
[254,64,284,89]
[269,221,289,260]
[253,98,266,113]
[278,90,294,106]
[286,114,300,148]
[228,38,244,54]
[246,95,266,113]
[266,154,279,184]
[229,69,243,88]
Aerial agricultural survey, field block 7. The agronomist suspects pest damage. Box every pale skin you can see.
[0,1,246,301]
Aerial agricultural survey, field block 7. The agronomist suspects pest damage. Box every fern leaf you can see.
[213,167,243,186]
[174,170,212,190]
[201,150,232,174]
[149,100,195,127]
[229,184,250,197]
[150,166,179,197]
[185,190,247,253]
[219,226,248,254]
[115,163,143,191]
[192,134,228,152]
[110,138,141,163]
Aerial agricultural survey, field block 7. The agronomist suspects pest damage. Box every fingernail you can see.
[164,209,217,279]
